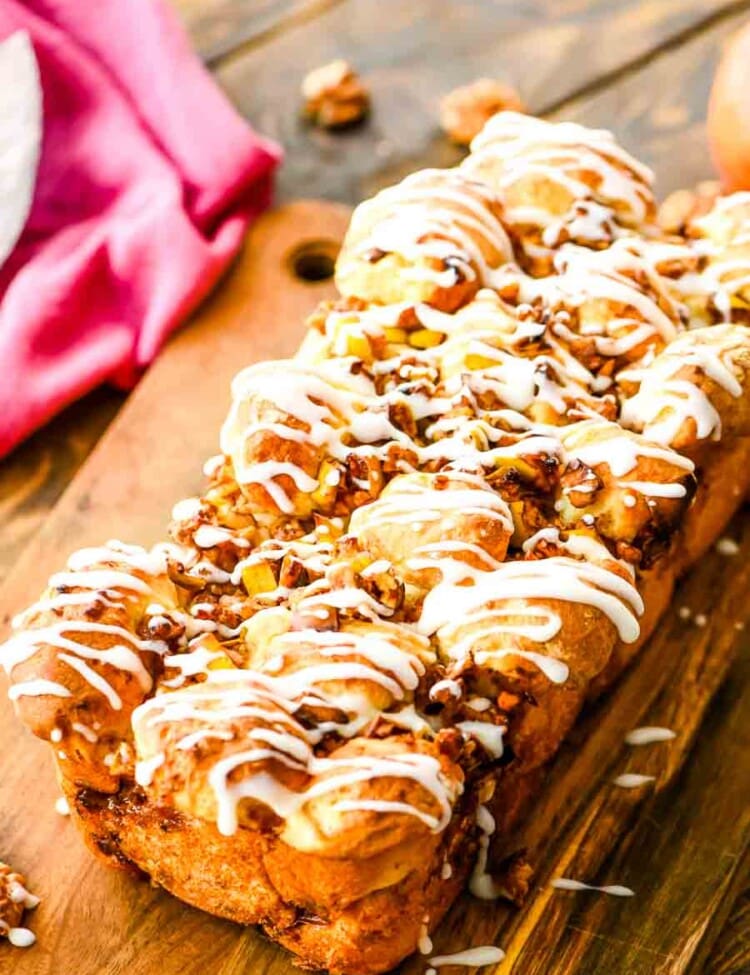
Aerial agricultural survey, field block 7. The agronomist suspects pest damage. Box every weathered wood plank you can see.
[213,0,748,204]
[705,889,750,975]
[0,388,123,586]
[170,0,332,65]
[557,3,748,196]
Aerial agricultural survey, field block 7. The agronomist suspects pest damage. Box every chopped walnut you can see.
[358,562,404,613]
[301,59,370,129]
[440,78,525,146]
[560,459,602,507]
[658,180,721,235]
[0,864,24,933]
[0,862,39,947]
[494,850,533,906]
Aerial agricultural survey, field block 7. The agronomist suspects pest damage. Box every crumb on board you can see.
[657,180,720,234]
[0,862,39,949]
[492,850,533,906]
[55,796,70,816]
[301,59,370,129]
[439,77,525,146]
[716,537,739,556]
[625,726,676,746]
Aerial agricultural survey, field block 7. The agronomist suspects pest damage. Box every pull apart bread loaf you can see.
[5,112,750,974]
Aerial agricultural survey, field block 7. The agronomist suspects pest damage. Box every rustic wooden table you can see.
[2,1,750,971]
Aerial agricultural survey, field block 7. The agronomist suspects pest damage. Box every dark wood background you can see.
[2,1,750,971]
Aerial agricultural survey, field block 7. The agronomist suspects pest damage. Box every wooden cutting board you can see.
[1,200,749,975]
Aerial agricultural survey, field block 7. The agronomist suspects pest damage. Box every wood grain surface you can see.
[174,0,330,64]
[559,4,750,196]
[212,0,748,203]
[3,0,750,970]
[0,388,124,588]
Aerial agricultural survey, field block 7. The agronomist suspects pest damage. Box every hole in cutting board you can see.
[288,239,340,282]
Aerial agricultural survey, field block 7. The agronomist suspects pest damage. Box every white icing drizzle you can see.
[222,352,561,513]
[428,945,505,968]
[469,803,501,900]
[133,668,460,837]
[466,696,491,712]
[551,877,634,897]
[716,537,740,556]
[464,111,653,248]
[220,360,407,509]
[9,115,750,949]
[71,721,99,743]
[339,168,514,292]
[267,624,432,708]
[135,752,166,786]
[2,541,177,709]
[430,679,463,701]
[193,524,250,549]
[685,195,750,317]
[515,240,679,358]
[8,679,71,700]
[418,917,433,955]
[7,927,36,948]
[1,875,40,949]
[351,471,512,533]
[420,554,642,653]
[456,721,505,759]
[202,454,224,478]
[620,325,745,446]
[613,773,655,789]
[223,291,651,516]
[625,726,676,746]
[8,881,39,910]
[5,622,158,710]
[171,496,202,521]
[561,418,693,499]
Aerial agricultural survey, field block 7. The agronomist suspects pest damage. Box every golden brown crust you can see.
[6,115,750,975]
[336,168,515,310]
[462,111,657,273]
[5,543,180,792]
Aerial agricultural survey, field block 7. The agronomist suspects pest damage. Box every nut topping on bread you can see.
[5,111,750,974]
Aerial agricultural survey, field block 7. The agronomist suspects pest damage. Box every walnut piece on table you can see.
[0,861,39,948]
[301,59,370,130]
[493,849,534,906]
[658,180,721,234]
[440,77,525,146]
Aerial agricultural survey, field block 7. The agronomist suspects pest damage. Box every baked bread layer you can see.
[4,113,750,974]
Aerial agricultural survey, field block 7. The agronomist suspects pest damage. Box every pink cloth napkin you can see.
[0,0,281,458]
